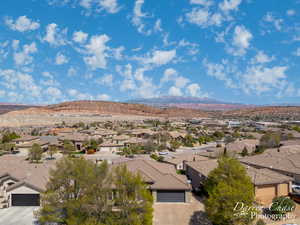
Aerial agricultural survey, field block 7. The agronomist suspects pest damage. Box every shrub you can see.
[259,132,281,148]
[270,196,295,219]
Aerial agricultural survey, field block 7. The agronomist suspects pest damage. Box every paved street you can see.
[0,207,39,225]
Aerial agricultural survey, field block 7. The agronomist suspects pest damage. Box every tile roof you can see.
[186,159,293,186]
[112,159,190,190]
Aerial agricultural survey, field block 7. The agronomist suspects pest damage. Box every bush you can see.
[270,196,295,219]
[259,132,281,148]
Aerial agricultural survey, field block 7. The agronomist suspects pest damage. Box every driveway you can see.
[0,207,39,225]
[153,194,211,225]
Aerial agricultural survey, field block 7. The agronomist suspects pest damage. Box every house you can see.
[226,139,259,154]
[185,159,293,205]
[164,154,209,170]
[58,133,90,150]
[112,135,130,145]
[99,141,123,153]
[240,152,300,183]
[13,136,40,145]
[14,138,49,155]
[113,159,191,203]
[0,155,55,208]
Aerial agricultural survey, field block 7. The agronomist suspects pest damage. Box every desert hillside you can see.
[6,100,209,118]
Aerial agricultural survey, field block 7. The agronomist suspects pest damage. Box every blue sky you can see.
[0,0,300,105]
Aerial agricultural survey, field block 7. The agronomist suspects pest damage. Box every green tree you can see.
[241,147,249,157]
[48,145,58,159]
[37,157,153,225]
[170,140,181,151]
[204,157,255,225]
[63,140,76,155]
[28,143,43,163]
[1,131,20,143]
[259,132,281,149]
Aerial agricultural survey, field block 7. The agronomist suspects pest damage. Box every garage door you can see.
[255,185,276,205]
[11,194,40,206]
[157,191,185,202]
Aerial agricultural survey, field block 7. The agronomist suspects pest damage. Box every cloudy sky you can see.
[0,0,300,105]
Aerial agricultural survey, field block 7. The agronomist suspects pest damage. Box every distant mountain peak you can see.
[128,96,251,111]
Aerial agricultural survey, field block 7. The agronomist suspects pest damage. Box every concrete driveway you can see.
[0,207,39,225]
[153,194,211,225]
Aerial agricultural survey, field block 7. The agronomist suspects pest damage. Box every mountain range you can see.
[128,96,253,111]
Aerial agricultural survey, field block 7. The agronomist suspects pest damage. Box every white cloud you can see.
[154,19,163,32]
[14,42,37,65]
[231,25,252,55]
[143,49,176,66]
[67,67,77,77]
[99,0,120,13]
[0,69,41,101]
[160,68,177,83]
[186,83,207,97]
[131,0,151,35]
[43,23,67,46]
[5,16,40,32]
[45,87,63,100]
[263,12,283,31]
[186,8,223,28]
[251,51,274,64]
[79,0,120,13]
[242,66,288,94]
[12,40,19,50]
[190,0,213,6]
[73,31,88,43]
[219,0,242,12]
[67,89,93,100]
[168,86,182,96]
[294,48,300,56]
[55,52,69,65]
[203,58,237,88]
[97,93,110,101]
[287,9,296,16]
[84,34,110,70]
[96,74,113,86]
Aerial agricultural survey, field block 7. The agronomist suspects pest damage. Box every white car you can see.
[292,184,300,193]
[159,152,168,155]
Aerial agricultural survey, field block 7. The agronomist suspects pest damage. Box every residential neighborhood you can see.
[1,114,300,224]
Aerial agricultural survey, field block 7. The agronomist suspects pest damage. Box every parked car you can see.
[159,152,168,155]
[292,184,300,193]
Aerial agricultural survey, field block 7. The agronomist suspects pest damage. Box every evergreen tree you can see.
[37,157,153,225]
[28,143,43,163]
[204,157,255,225]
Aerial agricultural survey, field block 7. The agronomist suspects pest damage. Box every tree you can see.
[241,147,249,157]
[183,134,195,147]
[170,140,181,151]
[28,143,43,163]
[37,157,153,225]
[63,140,76,155]
[48,145,58,159]
[1,131,19,143]
[204,157,255,225]
[259,132,281,149]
